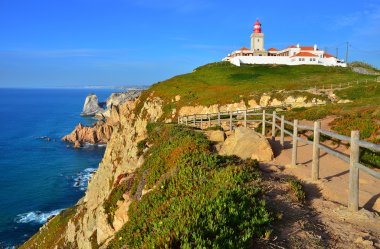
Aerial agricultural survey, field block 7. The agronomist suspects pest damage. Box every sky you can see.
[0,0,379,88]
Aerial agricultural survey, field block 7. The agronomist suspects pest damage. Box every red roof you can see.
[254,20,261,25]
[286,45,318,51]
[300,46,316,51]
[268,48,279,51]
[291,52,318,57]
[324,53,335,58]
[239,46,251,51]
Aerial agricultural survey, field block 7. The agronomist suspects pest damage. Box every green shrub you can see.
[287,179,306,204]
[360,148,380,169]
[136,139,147,156]
[107,125,273,249]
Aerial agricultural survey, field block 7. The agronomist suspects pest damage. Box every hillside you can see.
[20,63,380,248]
[141,62,376,117]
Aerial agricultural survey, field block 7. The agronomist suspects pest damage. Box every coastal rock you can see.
[206,130,226,143]
[106,90,142,109]
[62,121,113,145]
[219,127,274,162]
[74,140,81,148]
[81,94,105,116]
[58,96,163,247]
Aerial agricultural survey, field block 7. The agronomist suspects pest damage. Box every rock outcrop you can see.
[205,130,226,143]
[81,94,105,116]
[177,94,326,118]
[60,96,163,248]
[106,90,142,109]
[219,127,274,162]
[62,121,113,146]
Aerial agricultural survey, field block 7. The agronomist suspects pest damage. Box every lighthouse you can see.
[250,20,266,55]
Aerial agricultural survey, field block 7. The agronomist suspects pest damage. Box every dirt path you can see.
[260,118,380,248]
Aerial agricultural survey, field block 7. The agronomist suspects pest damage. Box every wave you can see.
[73,168,97,191]
[15,209,64,224]
[82,142,107,148]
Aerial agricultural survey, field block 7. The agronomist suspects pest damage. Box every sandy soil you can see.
[258,117,380,248]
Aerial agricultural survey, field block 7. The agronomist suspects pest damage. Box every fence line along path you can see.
[179,108,380,212]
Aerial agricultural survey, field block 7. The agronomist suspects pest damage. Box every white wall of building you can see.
[230,56,347,67]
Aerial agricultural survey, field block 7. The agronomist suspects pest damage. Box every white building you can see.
[223,20,347,67]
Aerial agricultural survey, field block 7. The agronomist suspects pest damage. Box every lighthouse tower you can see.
[250,20,266,55]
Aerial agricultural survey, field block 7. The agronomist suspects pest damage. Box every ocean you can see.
[0,88,118,248]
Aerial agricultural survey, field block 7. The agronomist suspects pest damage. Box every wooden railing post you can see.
[280,115,285,147]
[262,110,266,136]
[312,121,321,181]
[193,115,196,127]
[185,116,188,126]
[244,110,247,128]
[177,116,180,124]
[272,111,276,141]
[208,114,211,127]
[200,114,203,130]
[218,112,221,126]
[348,130,360,212]
[291,119,298,166]
[229,112,233,131]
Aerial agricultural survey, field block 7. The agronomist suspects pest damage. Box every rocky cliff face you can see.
[81,94,105,116]
[177,94,326,118]
[106,90,142,109]
[63,91,143,147]
[60,96,163,248]
[81,91,142,118]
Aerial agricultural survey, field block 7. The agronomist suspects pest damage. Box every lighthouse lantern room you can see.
[250,20,266,56]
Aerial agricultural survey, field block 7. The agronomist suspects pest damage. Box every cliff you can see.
[21,63,380,248]
[63,91,143,147]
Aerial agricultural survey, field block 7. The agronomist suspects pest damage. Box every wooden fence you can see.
[178,108,380,212]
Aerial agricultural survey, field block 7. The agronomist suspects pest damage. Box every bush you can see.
[107,125,273,249]
[360,148,380,169]
[136,139,147,156]
[287,178,306,204]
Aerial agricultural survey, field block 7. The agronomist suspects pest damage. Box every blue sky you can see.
[0,0,379,88]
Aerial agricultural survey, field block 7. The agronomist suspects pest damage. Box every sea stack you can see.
[81,94,105,116]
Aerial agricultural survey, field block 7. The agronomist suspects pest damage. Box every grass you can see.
[138,62,375,119]
[286,82,380,141]
[360,148,380,169]
[104,176,134,227]
[204,125,224,131]
[19,206,78,249]
[287,179,306,204]
[107,124,273,249]
[349,61,380,73]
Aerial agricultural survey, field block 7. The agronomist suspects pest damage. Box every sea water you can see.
[0,88,117,247]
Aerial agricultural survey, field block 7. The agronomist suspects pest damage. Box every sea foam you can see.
[73,167,97,191]
[15,209,64,224]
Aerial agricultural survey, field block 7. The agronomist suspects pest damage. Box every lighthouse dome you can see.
[253,20,262,33]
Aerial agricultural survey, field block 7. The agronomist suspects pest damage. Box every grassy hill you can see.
[139,62,380,167]
[140,62,376,117]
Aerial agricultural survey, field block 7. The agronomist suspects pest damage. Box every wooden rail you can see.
[179,108,380,212]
